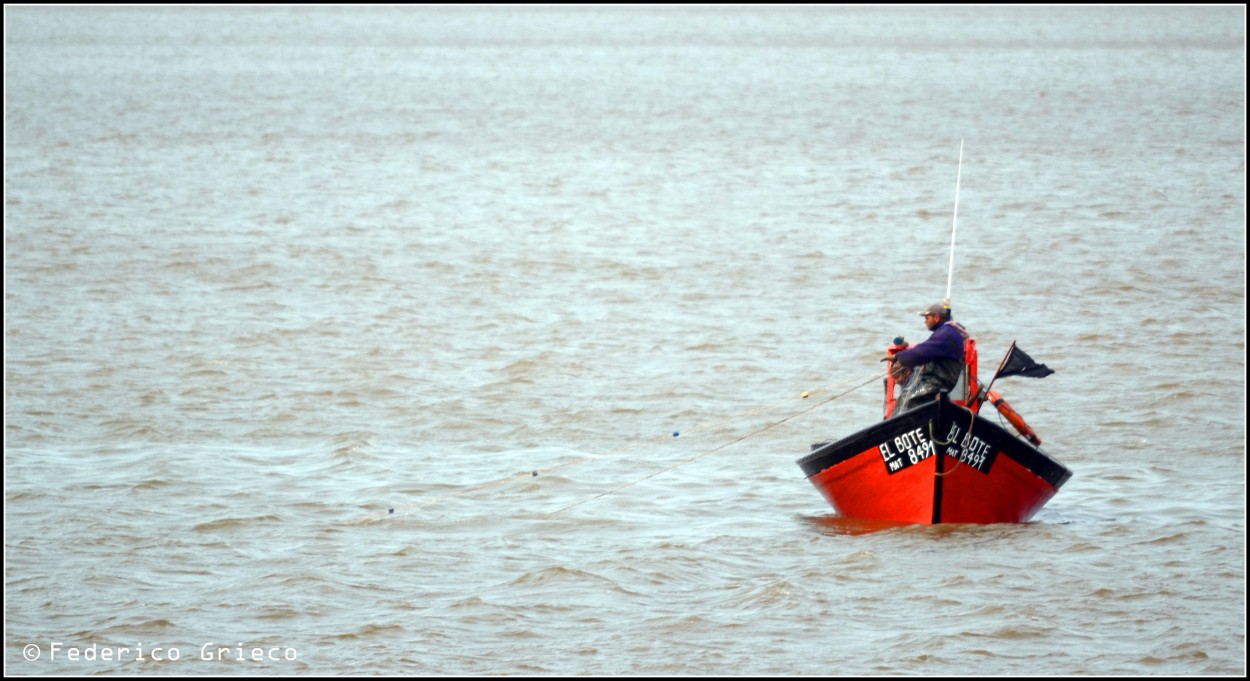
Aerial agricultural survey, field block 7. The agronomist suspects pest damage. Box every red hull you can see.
[798,396,1070,524]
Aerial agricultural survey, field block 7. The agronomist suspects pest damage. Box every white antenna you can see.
[944,139,964,308]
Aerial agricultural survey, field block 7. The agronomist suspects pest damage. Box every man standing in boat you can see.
[884,302,969,415]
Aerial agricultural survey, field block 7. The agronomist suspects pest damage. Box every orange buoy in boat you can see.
[986,389,1041,446]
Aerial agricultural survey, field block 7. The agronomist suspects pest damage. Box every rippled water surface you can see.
[5,6,1245,676]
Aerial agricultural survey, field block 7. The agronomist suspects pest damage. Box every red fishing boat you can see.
[796,340,1072,524]
[798,141,1071,524]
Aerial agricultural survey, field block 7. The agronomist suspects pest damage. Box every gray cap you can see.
[918,303,947,317]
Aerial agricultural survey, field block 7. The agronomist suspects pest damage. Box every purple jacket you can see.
[894,321,965,369]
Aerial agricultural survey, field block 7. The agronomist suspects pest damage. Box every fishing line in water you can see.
[545,371,886,516]
[345,371,885,525]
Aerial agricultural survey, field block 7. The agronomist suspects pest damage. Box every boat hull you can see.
[796,396,1071,524]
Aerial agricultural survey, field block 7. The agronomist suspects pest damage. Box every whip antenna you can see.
[945,139,964,307]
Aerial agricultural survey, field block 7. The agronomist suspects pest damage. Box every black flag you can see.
[994,343,1054,380]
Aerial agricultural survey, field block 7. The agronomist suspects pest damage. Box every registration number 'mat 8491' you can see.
[876,426,936,473]
[876,422,996,475]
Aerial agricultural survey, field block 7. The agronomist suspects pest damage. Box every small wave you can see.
[5,490,50,502]
[182,368,228,378]
[192,515,282,532]
[328,431,375,458]
[97,619,178,636]
[223,280,280,292]
[324,623,407,640]
[721,579,802,609]
[981,624,1053,640]
[130,478,172,491]
[798,514,912,536]
[1138,531,1189,546]
[505,565,639,596]
[102,420,167,439]
[256,607,304,620]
